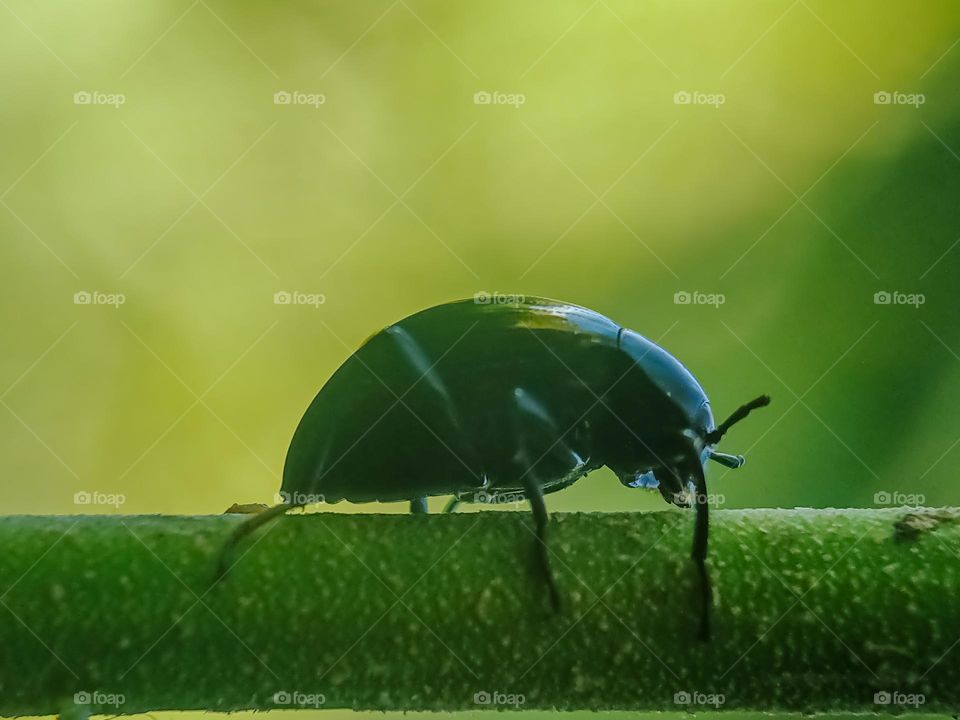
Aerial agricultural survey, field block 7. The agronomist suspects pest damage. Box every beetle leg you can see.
[215,502,299,583]
[521,476,562,613]
[442,497,460,513]
[689,459,712,642]
[409,497,428,514]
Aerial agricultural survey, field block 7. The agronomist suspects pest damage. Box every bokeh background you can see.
[2,0,959,718]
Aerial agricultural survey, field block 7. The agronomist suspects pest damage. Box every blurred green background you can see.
[2,0,959,717]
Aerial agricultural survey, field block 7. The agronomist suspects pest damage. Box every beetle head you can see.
[617,394,770,503]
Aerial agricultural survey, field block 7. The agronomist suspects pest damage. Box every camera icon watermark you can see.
[273,91,326,108]
[673,290,725,308]
[873,91,925,108]
[673,90,726,108]
[273,290,326,308]
[272,690,326,708]
[873,290,924,308]
[74,290,126,308]
[473,90,526,108]
[74,90,126,108]
[873,490,925,507]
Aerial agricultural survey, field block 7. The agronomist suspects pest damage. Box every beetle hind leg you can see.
[443,497,460,513]
[215,501,297,583]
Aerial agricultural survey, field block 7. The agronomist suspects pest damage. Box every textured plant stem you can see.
[0,508,957,715]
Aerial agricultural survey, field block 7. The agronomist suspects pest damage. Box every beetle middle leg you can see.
[521,476,562,613]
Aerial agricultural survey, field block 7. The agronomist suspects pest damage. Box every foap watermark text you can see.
[74,691,125,708]
[272,690,326,708]
[474,91,525,107]
[674,90,725,107]
[75,491,126,508]
[74,290,125,308]
[874,91,925,108]
[874,290,924,308]
[674,290,725,308]
[277,491,325,505]
[74,91,125,108]
[674,690,725,708]
[274,91,326,108]
[274,290,325,307]
[874,490,925,507]
[474,291,525,305]
[874,690,924,708]
[474,690,525,708]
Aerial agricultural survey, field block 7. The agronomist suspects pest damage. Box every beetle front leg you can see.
[521,477,562,613]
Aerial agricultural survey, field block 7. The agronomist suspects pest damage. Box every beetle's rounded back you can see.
[618,329,713,435]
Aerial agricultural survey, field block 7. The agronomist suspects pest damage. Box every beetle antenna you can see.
[705,394,770,445]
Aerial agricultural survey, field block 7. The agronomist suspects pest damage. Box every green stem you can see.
[1,508,957,715]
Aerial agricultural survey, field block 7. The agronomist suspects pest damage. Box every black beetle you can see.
[220,296,769,640]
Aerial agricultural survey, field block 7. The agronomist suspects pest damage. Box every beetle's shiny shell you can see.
[282,297,707,503]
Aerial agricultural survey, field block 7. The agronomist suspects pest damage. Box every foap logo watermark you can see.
[74,91,126,108]
[274,290,326,308]
[74,491,126,508]
[276,490,325,505]
[674,90,726,108]
[273,91,326,108]
[873,91,925,108]
[674,690,725,708]
[474,490,525,506]
[473,690,525,708]
[74,691,125,708]
[473,91,526,108]
[874,690,925,708]
[874,490,925,507]
[474,291,526,305]
[74,290,125,308]
[674,290,725,308]
[272,690,326,708]
[873,290,924,308]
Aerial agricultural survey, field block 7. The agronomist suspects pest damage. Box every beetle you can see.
[219,296,769,640]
